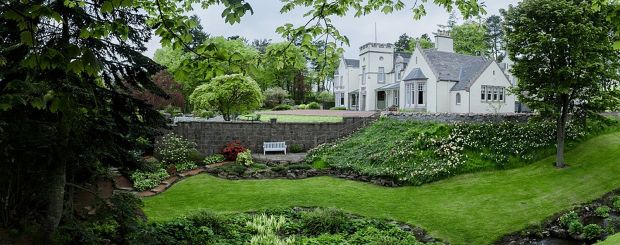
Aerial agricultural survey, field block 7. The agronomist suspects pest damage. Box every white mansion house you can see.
[333,31,516,113]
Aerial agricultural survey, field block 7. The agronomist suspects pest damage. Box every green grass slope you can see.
[597,233,620,245]
[143,132,620,244]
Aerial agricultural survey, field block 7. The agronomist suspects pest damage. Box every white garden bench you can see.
[263,142,287,155]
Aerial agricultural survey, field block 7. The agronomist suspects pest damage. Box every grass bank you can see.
[143,132,620,244]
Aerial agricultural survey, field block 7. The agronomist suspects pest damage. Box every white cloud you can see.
[143,0,521,59]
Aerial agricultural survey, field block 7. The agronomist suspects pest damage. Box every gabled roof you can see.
[344,59,360,68]
[403,68,428,81]
[420,49,492,91]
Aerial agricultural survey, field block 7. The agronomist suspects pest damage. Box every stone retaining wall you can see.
[171,117,372,155]
[383,111,534,123]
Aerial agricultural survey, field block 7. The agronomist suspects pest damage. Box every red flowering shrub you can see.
[222,141,246,161]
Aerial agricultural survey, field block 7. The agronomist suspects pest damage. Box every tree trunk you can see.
[45,159,66,240]
[555,94,570,168]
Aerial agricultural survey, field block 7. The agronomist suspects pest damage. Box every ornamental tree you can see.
[504,0,620,167]
[190,74,263,121]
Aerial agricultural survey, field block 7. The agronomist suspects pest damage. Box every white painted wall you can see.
[467,62,516,113]
[435,81,456,113]
[359,44,394,110]
[450,91,470,113]
[399,46,437,112]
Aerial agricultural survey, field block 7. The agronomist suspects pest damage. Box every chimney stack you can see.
[434,30,454,53]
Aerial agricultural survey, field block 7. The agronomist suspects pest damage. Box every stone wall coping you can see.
[381,111,536,116]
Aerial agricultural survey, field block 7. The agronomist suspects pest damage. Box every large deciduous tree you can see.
[189,74,263,121]
[504,0,620,167]
[451,21,490,56]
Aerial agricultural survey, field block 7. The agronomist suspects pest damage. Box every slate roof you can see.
[403,68,428,81]
[344,59,360,68]
[421,49,492,91]
[392,52,411,73]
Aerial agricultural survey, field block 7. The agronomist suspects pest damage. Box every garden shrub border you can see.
[495,188,620,244]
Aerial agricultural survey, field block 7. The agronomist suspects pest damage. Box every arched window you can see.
[456,93,461,105]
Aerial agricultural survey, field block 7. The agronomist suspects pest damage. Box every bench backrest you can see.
[264,142,286,149]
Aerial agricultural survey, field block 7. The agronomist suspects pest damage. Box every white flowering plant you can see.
[155,133,198,165]
[306,116,617,186]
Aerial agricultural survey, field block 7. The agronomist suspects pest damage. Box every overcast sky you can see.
[143,0,522,59]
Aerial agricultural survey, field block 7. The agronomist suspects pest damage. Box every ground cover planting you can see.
[143,131,620,244]
[129,207,441,244]
[307,116,618,185]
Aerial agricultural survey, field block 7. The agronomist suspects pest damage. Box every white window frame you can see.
[417,82,426,106]
[378,67,385,83]
[405,83,414,108]
[456,93,461,105]
[481,85,506,102]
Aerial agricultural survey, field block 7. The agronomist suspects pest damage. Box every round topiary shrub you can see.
[307,102,320,110]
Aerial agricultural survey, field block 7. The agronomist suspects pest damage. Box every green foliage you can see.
[156,37,260,97]
[273,104,292,111]
[175,161,198,172]
[307,102,321,110]
[348,226,425,245]
[559,211,580,227]
[190,74,263,121]
[417,35,435,49]
[308,118,614,185]
[155,133,197,165]
[394,33,414,52]
[568,221,584,236]
[193,109,216,119]
[289,144,304,153]
[613,196,620,210]
[203,154,226,165]
[485,15,505,62]
[300,208,349,235]
[131,169,169,191]
[297,104,308,110]
[504,0,620,166]
[583,224,604,240]
[217,164,247,175]
[263,87,290,108]
[330,106,347,110]
[247,214,294,245]
[236,150,254,167]
[595,206,611,218]
[316,91,334,104]
[451,21,490,56]
[56,192,144,244]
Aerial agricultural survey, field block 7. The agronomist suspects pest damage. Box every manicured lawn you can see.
[143,132,620,244]
[242,114,343,123]
[597,233,620,245]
